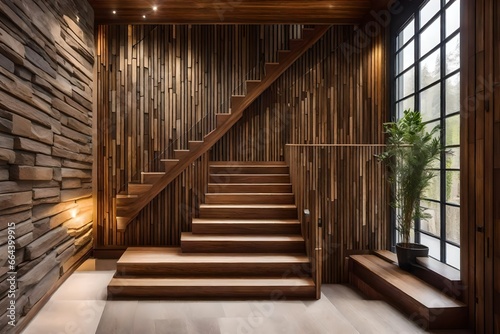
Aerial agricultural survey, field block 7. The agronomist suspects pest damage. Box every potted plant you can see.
[378,109,442,270]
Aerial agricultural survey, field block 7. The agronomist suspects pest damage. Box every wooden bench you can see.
[373,250,463,299]
[349,254,467,330]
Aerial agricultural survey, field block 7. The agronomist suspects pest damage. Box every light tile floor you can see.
[21,259,472,334]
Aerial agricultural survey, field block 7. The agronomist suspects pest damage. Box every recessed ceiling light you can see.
[152,6,158,11]
[112,10,116,14]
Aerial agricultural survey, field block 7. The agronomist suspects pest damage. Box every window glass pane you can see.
[420,0,441,28]
[446,205,460,243]
[420,83,441,122]
[397,18,415,49]
[420,233,441,259]
[420,17,441,57]
[445,115,460,146]
[425,120,441,142]
[396,96,415,119]
[419,49,441,89]
[446,73,460,114]
[396,67,415,99]
[446,243,460,269]
[396,41,415,74]
[420,200,441,236]
[446,171,460,205]
[445,147,460,169]
[422,172,440,201]
[446,34,460,74]
[446,0,460,37]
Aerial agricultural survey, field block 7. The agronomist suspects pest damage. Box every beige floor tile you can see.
[22,300,105,334]
[51,272,114,301]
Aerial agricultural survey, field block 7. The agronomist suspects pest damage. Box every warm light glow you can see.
[152,6,158,11]
[76,16,80,22]
[143,15,146,19]
[112,10,116,14]
[71,209,78,219]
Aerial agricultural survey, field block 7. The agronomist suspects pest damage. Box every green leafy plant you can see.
[378,109,442,246]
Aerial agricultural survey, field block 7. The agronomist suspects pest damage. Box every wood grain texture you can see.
[285,145,389,284]
[462,0,500,331]
[88,0,372,24]
[212,25,387,161]
[349,255,467,330]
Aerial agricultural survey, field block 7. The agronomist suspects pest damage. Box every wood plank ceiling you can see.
[88,0,378,24]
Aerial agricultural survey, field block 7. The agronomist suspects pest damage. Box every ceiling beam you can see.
[88,0,376,25]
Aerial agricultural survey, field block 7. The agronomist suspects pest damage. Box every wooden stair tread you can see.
[350,255,465,308]
[181,232,303,242]
[109,277,314,287]
[118,247,308,264]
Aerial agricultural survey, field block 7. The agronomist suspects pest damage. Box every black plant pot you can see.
[395,243,429,271]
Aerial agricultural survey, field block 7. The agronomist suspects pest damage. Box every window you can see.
[392,0,460,269]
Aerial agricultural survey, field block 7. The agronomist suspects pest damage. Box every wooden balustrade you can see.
[285,144,390,284]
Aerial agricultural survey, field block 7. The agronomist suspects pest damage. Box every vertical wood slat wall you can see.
[212,26,387,161]
[286,145,389,283]
[95,25,304,247]
[462,0,500,331]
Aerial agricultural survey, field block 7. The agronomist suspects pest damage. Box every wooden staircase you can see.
[108,161,316,300]
[115,25,331,231]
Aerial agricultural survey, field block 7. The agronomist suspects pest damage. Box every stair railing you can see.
[303,199,323,299]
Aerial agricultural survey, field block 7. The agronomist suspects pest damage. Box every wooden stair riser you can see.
[199,206,297,219]
[278,50,292,63]
[209,174,290,183]
[127,183,152,195]
[216,113,231,127]
[107,279,315,300]
[141,172,165,184]
[245,80,261,93]
[174,149,190,160]
[161,159,180,172]
[192,221,301,234]
[205,193,294,204]
[208,183,292,193]
[181,239,305,253]
[115,262,311,278]
[209,165,289,174]
[116,196,138,206]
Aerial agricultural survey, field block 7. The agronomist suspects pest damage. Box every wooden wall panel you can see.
[95,25,305,247]
[462,0,500,331]
[0,0,94,329]
[212,25,386,161]
[286,145,389,283]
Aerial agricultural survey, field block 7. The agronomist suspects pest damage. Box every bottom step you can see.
[349,255,467,330]
[107,277,315,300]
